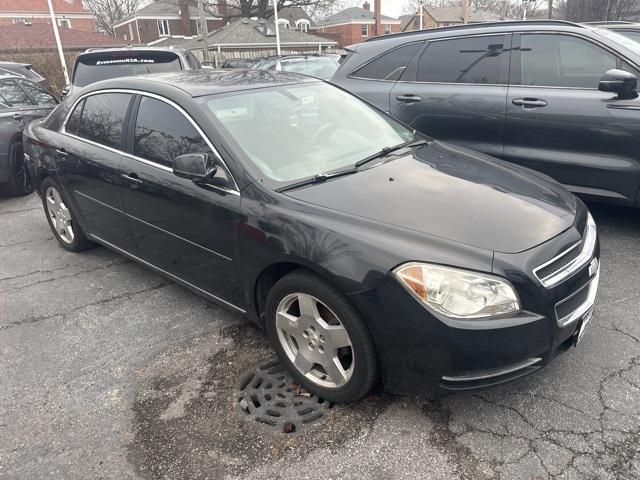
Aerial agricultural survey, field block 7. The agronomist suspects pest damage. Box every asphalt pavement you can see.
[1,192,639,480]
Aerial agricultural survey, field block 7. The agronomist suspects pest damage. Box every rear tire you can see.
[0,140,34,197]
[40,177,94,252]
[265,269,378,403]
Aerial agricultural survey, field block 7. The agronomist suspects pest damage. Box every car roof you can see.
[80,46,190,56]
[363,20,588,44]
[82,69,320,98]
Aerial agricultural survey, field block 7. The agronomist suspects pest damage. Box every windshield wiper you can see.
[354,139,429,168]
[276,168,358,193]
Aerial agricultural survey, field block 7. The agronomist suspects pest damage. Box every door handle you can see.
[12,113,23,120]
[512,98,548,108]
[121,173,143,189]
[396,94,422,103]
[55,148,67,157]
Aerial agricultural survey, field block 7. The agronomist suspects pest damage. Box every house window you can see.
[278,19,290,29]
[12,18,26,24]
[296,20,309,32]
[58,18,71,28]
[157,19,170,37]
[361,24,369,37]
[384,24,391,34]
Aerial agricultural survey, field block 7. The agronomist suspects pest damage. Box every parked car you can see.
[221,57,261,69]
[251,54,339,79]
[25,70,600,402]
[586,21,640,43]
[0,76,58,196]
[332,20,640,207]
[62,47,201,98]
[0,62,48,89]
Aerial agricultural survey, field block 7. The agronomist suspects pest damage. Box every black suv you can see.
[63,47,201,97]
[333,20,640,207]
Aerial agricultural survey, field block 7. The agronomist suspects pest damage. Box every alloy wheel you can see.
[45,186,75,244]
[275,293,354,389]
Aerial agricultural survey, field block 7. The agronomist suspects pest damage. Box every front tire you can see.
[41,177,94,252]
[265,270,378,403]
[0,140,34,197]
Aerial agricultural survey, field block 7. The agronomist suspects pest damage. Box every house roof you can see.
[401,6,502,31]
[155,17,336,49]
[0,0,90,14]
[0,22,126,50]
[316,7,398,27]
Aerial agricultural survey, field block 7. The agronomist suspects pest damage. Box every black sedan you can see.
[24,70,600,402]
[1,75,58,196]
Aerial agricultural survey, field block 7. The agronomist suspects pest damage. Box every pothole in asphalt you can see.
[236,361,334,433]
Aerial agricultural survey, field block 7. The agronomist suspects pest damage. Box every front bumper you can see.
[349,215,600,395]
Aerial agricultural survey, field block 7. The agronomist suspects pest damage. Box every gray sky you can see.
[380,0,409,18]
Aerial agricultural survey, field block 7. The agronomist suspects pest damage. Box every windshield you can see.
[278,58,339,80]
[202,83,415,184]
[618,30,640,44]
[593,28,640,57]
[73,51,182,87]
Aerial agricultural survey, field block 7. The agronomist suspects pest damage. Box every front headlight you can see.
[393,263,520,319]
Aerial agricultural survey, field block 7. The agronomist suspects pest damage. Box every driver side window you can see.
[133,96,212,168]
[519,34,617,89]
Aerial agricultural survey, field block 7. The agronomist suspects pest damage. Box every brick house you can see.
[313,1,401,47]
[0,22,125,52]
[400,6,501,32]
[113,0,226,45]
[0,0,96,32]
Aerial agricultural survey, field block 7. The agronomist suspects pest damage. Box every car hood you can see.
[286,141,577,254]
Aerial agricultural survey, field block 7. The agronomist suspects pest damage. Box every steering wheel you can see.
[310,123,337,145]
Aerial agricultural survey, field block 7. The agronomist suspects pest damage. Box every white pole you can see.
[273,0,281,56]
[419,2,423,30]
[47,0,70,85]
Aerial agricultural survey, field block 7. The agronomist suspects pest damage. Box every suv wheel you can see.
[0,140,34,196]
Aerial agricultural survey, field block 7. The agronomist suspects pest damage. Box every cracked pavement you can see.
[1,193,639,480]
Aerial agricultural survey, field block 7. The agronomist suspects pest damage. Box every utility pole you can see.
[46,0,69,85]
[548,0,553,19]
[419,0,423,30]
[198,0,210,64]
[273,0,281,56]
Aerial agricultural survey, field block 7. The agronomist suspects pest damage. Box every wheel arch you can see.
[252,260,352,327]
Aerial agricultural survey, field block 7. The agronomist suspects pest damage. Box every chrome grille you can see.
[554,265,599,327]
[534,213,597,288]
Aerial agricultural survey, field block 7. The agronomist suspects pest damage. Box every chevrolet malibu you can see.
[24,70,600,402]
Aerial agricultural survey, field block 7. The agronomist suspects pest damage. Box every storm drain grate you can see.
[236,361,334,433]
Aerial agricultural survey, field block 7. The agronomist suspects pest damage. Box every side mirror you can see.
[599,69,638,100]
[173,153,228,187]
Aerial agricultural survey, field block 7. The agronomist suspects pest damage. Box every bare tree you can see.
[565,0,640,21]
[204,0,343,20]
[83,0,140,35]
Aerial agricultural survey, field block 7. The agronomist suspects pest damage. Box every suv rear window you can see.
[352,42,423,81]
[73,51,182,87]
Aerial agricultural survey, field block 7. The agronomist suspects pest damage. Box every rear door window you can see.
[77,93,132,150]
[353,42,423,81]
[65,98,84,135]
[73,51,183,87]
[133,96,211,168]
[518,34,616,88]
[417,35,510,84]
[0,79,33,107]
[16,79,57,106]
